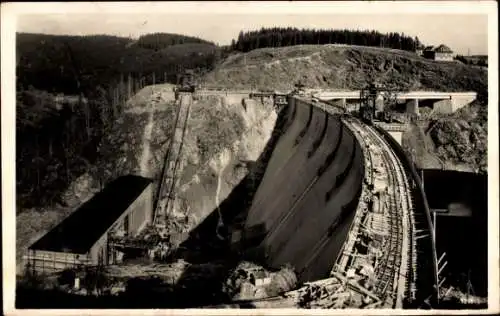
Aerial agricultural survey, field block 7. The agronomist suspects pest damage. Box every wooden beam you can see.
[438,252,447,265]
[331,271,382,303]
[23,255,91,265]
[438,277,447,288]
[415,233,430,240]
[438,261,448,275]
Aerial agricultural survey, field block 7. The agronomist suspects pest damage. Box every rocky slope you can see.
[429,101,487,172]
[17,85,277,273]
[401,99,487,172]
[167,94,277,231]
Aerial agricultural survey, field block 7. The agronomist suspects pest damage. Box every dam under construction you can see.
[150,91,440,308]
[21,90,442,309]
[13,16,492,312]
[212,95,439,308]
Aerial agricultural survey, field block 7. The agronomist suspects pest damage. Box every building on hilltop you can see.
[423,44,454,61]
[24,175,153,274]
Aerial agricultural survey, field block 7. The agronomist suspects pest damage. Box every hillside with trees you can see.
[16,32,219,209]
[16,86,110,208]
[16,27,487,209]
[16,33,218,95]
[230,27,424,53]
[133,32,215,50]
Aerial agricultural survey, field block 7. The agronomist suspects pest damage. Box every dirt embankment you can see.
[16,86,277,274]
[203,45,487,95]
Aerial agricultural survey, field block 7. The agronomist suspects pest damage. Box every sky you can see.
[15,5,490,55]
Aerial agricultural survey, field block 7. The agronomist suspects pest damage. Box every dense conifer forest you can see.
[16,32,218,208]
[134,32,216,50]
[230,27,424,53]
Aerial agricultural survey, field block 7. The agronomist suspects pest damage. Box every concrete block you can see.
[451,94,477,112]
[432,99,454,114]
[406,99,419,115]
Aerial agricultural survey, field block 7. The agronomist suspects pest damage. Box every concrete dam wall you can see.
[244,97,365,283]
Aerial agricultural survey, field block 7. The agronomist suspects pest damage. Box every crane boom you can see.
[153,92,192,232]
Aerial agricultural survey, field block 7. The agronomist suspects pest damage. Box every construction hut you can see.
[24,175,153,274]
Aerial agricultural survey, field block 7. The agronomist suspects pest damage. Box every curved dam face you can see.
[244,97,365,283]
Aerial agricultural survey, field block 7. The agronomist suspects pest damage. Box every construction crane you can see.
[173,69,197,100]
[154,71,195,239]
[359,83,379,123]
[291,80,307,96]
[359,82,402,124]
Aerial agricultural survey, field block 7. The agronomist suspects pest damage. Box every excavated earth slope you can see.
[203,45,487,95]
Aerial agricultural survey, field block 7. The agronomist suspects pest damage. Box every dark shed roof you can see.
[29,175,153,254]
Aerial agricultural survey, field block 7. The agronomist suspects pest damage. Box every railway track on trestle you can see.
[342,117,414,308]
[364,123,413,306]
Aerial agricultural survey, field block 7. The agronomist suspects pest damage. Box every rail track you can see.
[341,117,414,307]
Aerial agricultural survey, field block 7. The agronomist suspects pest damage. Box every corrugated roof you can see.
[29,175,153,254]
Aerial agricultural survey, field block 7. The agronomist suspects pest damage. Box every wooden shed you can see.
[24,175,153,274]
